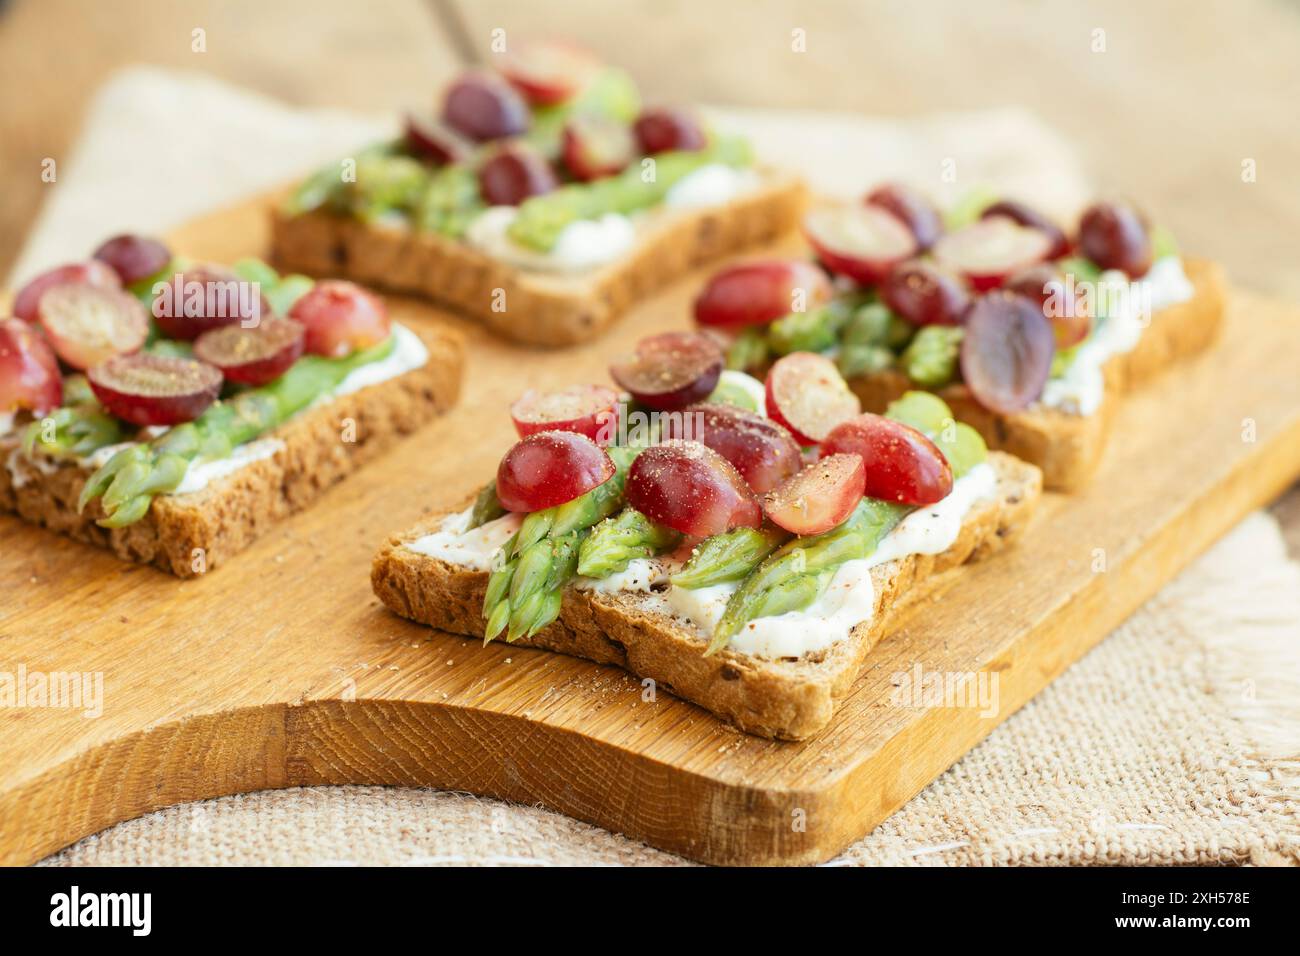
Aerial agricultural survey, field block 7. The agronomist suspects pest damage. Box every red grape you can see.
[37,285,149,371]
[609,331,723,411]
[1004,264,1091,349]
[441,70,530,142]
[764,352,860,445]
[13,261,121,324]
[405,113,474,165]
[633,107,707,155]
[981,199,1070,259]
[932,216,1052,291]
[478,144,559,206]
[88,353,222,427]
[1078,201,1152,277]
[561,114,635,181]
[960,291,1056,413]
[288,280,391,358]
[664,402,803,493]
[865,183,943,251]
[821,414,953,506]
[193,317,305,386]
[496,431,615,513]
[764,454,866,535]
[802,205,918,285]
[497,39,599,106]
[0,319,63,414]
[625,439,761,537]
[152,266,273,341]
[93,234,171,284]
[510,384,621,444]
[879,259,971,327]
[693,259,832,329]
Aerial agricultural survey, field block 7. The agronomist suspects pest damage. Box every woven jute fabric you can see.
[25,69,1300,867]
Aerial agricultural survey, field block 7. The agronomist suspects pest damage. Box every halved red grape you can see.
[442,70,530,142]
[88,353,222,427]
[609,331,723,411]
[1078,201,1152,277]
[496,431,615,513]
[663,402,802,493]
[37,284,149,371]
[932,217,1052,291]
[625,440,761,537]
[633,107,707,155]
[764,454,866,535]
[764,352,860,445]
[478,144,559,206]
[959,291,1056,414]
[1004,264,1091,349]
[152,266,273,341]
[693,259,832,329]
[865,183,943,251]
[193,317,305,386]
[510,384,621,444]
[981,199,1070,259]
[562,114,635,181]
[803,205,918,285]
[821,414,953,506]
[13,260,121,323]
[288,280,391,358]
[404,113,474,165]
[498,39,599,106]
[880,259,971,327]
[93,234,172,284]
[0,319,62,414]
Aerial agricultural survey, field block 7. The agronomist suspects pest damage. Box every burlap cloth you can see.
[21,69,1299,867]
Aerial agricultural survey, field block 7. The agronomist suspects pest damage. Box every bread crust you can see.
[269,170,808,348]
[849,258,1226,491]
[0,325,463,578]
[371,451,1041,740]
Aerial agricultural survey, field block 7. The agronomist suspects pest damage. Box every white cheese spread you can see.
[663,163,760,209]
[466,207,636,273]
[1040,257,1194,415]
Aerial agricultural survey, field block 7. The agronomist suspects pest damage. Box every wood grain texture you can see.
[1,194,1299,866]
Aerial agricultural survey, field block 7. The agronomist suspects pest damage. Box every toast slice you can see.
[849,258,1226,491]
[371,451,1041,740]
[1,324,463,578]
[270,169,807,348]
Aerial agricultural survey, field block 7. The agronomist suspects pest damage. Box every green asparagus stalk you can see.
[416,164,484,238]
[507,134,753,252]
[725,326,770,373]
[79,335,396,528]
[482,445,640,642]
[708,498,909,653]
[576,508,681,579]
[22,405,127,461]
[671,524,789,589]
[468,479,506,530]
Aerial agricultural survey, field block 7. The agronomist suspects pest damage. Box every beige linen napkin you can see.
[24,68,1299,867]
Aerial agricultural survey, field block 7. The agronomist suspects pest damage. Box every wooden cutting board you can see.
[2,194,1298,867]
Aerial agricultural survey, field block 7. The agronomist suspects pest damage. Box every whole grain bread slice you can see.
[371,451,1041,740]
[0,324,463,578]
[849,258,1226,491]
[269,169,807,348]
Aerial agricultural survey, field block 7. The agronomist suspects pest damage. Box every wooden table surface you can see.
[2,0,1298,535]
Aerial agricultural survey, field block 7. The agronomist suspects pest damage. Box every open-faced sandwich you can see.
[694,186,1226,490]
[270,39,806,347]
[372,330,1041,739]
[1,233,462,577]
